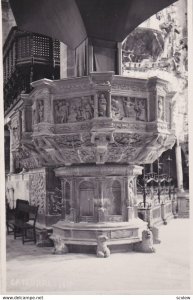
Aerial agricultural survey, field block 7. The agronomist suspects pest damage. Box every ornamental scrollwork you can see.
[29,172,46,214]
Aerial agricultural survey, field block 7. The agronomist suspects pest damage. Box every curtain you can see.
[75,39,88,77]
[93,46,117,72]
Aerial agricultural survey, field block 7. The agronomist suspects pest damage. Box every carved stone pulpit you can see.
[8,71,176,255]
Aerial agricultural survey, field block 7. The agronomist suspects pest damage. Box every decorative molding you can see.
[55,165,143,177]
[29,172,46,214]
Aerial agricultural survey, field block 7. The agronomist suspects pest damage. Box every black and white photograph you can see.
[0,0,192,297]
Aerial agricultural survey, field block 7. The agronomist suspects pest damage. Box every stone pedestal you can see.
[51,219,147,257]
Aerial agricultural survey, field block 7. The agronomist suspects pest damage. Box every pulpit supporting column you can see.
[175,140,184,192]
[175,140,189,217]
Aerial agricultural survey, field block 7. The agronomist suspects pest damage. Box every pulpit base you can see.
[51,219,148,257]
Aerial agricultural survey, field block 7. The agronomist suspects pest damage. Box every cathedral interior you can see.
[2,0,189,257]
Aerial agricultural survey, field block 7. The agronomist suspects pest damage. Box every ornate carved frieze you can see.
[29,172,46,214]
[55,121,92,134]
[53,134,83,148]
[54,96,94,124]
[108,145,137,163]
[113,132,142,147]
[14,74,176,169]
[15,130,175,168]
[111,96,126,120]
[13,144,45,169]
[48,191,62,216]
[134,98,147,121]
[58,149,80,165]
[10,112,22,150]
[78,148,95,163]
[111,96,147,122]
[113,121,146,131]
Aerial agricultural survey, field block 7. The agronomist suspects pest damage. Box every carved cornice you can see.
[112,76,147,92]
[147,76,169,93]
[51,77,91,95]
[55,165,143,177]
[31,78,56,90]
[30,87,51,101]
[90,72,114,88]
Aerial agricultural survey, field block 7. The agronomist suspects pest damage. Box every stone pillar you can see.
[10,150,15,174]
[8,125,15,174]
[107,92,112,118]
[97,177,106,222]
[71,177,77,222]
[175,140,184,192]
[125,177,136,222]
[94,94,98,118]
[117,42,122,75]
[21,108,26,132]
[60,42,68,79]
[88,44,94,73]
[124,177,129,221]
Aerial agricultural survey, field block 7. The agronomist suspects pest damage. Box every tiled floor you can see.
[5,218,192,295]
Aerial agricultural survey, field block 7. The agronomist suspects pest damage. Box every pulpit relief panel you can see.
[32,99,45,124]
[54,96,94,124]
[111,96,147,122]
[10,112,22,150]
[31,87,51,125]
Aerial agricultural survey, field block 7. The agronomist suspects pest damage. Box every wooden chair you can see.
[21,205,39,244]
[13,203,31,240]
[7,201,39,245]
[6,199,29,235]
